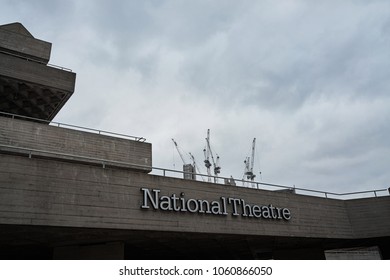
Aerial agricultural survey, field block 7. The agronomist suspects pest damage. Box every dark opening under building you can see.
[1,22,389,260]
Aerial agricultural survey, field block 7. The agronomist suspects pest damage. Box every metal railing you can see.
[0,112,390,199]
[0,144,151,171]
[1,143,387,201]
[0,111,146,142]
[150,167,389,200]
[0,49,72,72]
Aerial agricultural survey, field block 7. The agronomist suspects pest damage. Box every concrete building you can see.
[1,23,389,260]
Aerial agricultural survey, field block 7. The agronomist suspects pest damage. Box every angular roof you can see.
[0,22,33,38]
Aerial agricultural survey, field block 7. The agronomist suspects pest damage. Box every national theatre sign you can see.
[140,188,291,221]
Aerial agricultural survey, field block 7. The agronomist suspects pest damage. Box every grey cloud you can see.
[1,0,390,192]
[174,1,390,112]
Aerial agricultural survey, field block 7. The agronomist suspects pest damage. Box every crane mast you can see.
[189,152,205,182]
[172,138,186,164]
[244,138,256,181]
[203,129,212,182]
[172,138,196,180]
[204,129,221,183]
[250,138,256,176]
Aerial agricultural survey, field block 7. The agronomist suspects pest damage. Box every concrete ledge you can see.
[0,52,75,93]
[0,23,51,63]
[0,116,152,173]
[0,144,151,172]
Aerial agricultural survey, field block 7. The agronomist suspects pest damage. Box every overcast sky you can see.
[1,0,390,194]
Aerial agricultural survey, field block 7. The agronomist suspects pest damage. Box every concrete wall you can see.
[2,152,379,240]
[0,117,152,172]
[325,246,382,260]
[0,23,51,63]
[0,53,75,93]
[346,197,390,239]
[0,117,388,242]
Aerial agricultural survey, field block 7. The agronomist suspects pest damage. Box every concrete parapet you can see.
[346,197,390,239]
[0,22,51,64]
[0,116,152,172]
[0,52,75,93]
[0,23,51,64]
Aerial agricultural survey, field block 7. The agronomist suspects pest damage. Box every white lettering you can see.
[140,188,291,221]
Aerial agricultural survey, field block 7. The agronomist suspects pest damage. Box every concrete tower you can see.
[0,22,76,121]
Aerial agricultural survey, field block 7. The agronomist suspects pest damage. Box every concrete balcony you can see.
[0,53,76,121]
[0,22,51,64]
[0,116,152,173]
[0,22,76,121]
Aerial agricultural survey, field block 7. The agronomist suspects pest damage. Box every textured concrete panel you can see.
[0,53,75,93]
[325,246,382,260]
[0,154,360,239]
[0,22,51,63]
[0,117,152,172]
[346,197,390,238]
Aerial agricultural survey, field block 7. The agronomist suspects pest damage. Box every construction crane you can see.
[172,138,196,180]
[204,129,221,183]
[189,152,205,182]
[172,138,187,165]
[203,130,212,182]
[244,138,256,182]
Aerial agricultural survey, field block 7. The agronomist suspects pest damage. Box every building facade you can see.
[1,23,389,260]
